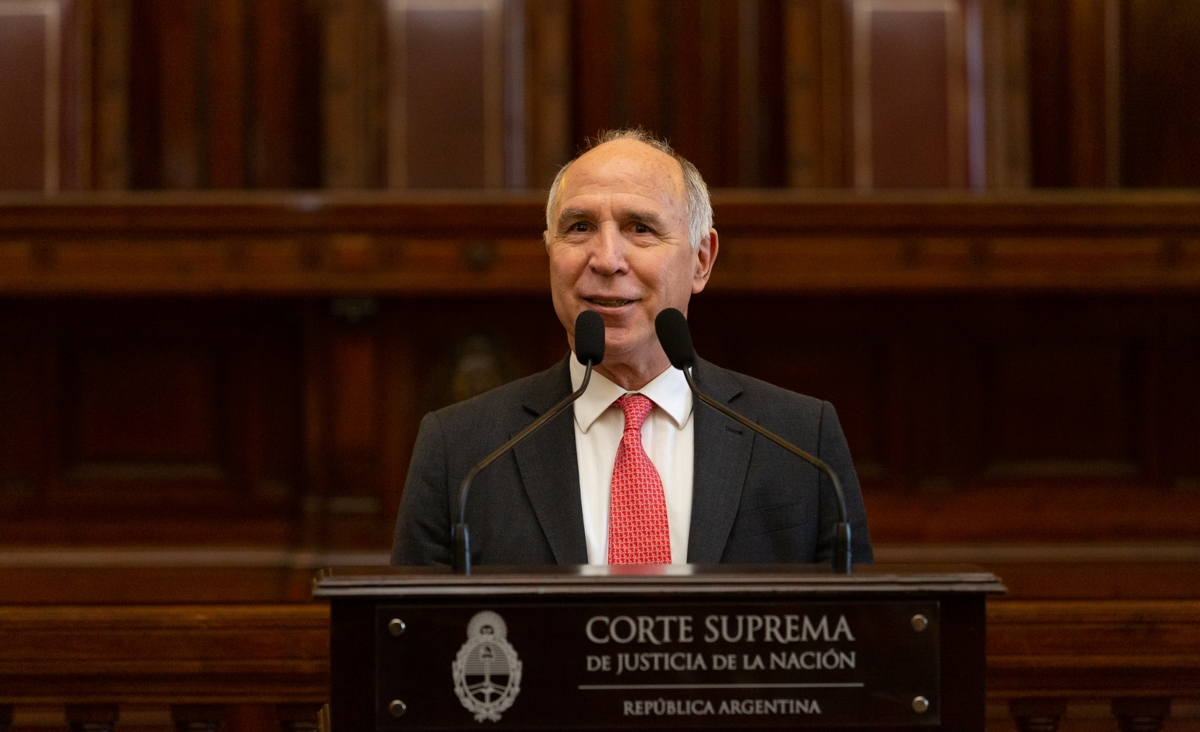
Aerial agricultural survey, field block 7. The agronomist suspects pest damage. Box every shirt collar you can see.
[569,355,693,433]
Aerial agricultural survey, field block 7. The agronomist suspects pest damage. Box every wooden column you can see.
[981,0,1030,188]
[523,0,571,187]
[322,0,384,188]
[94,0,131,189]
[1009,698,1066,732]
[783,0,844,187]
[1027,0,1120,187]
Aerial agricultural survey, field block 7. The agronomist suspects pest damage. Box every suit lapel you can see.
[511,357,589,565]
[687,359,755,563]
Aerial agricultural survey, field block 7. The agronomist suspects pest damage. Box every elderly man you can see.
[392,130,872,567]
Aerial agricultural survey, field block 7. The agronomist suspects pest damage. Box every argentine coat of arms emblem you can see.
[452,611,523,722]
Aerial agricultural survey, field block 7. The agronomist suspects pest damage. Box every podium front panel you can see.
[318,564,1003,732]
[374,599,939,729]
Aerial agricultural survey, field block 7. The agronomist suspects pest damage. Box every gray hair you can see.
[544,129,713,250]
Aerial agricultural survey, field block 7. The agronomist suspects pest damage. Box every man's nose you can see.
[588,223,628,275]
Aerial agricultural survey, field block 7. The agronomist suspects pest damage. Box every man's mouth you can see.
[585,297,636,307]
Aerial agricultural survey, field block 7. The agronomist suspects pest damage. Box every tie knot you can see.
[617,393,654,432]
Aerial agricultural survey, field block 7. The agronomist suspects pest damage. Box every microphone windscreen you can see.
[574,310,606,365]
[655,308,696,369]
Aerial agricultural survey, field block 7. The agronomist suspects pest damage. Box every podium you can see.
[315,564,1004,731]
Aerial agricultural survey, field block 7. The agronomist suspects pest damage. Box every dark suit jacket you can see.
[391,356,873,566]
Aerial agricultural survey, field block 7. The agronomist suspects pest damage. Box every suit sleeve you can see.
[391,411,455,566]
[813,401,874,564]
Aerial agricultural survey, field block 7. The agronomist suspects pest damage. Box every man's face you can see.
[546,139,716,372]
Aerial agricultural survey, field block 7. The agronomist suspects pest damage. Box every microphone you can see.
[452,309,605,574]
[654,308,853,574]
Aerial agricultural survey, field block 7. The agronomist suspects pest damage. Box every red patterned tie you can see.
[607,394,672,564]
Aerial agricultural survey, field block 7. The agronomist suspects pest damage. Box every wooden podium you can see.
[315,564,1004,731]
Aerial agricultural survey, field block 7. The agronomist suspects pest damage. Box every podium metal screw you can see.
[910,614,928,632]
[912,697,930,713]
[389,700,407,717]
[389,618,406,636]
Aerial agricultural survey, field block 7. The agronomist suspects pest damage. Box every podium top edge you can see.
[312,563,1006,598]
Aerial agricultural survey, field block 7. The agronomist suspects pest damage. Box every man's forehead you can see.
[554,140,686,217]
[571,139,683,183]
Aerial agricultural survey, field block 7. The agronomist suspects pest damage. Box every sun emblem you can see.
[452,611,523,722]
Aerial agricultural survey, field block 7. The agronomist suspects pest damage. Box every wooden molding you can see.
[0,604,330,703]
[988,600,1200,697]
[0,546,1196,603]
[2,191,1200,294]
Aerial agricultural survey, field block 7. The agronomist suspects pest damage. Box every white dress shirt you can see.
[569,356,694,564]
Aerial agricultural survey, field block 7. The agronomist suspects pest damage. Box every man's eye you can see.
[633,224,650,234]
[569,222,589,232]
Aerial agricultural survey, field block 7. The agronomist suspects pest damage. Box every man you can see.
[392,129,872,567]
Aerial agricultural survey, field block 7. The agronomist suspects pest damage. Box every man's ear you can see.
[692,228,719,294]
[543,230,551,250]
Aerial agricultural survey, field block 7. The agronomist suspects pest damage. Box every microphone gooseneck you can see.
[654,308,853,574]
[452,309,605,574]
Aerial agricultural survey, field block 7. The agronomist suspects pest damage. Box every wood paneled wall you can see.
[124,0,323,189]
[1119,0,1200,187]
[2,0,1198,191]
[3,192,1200,556]
[1026,0,1200,188]
[572,0,791,187]
[0,0,325,192]
[0,300,305,545]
